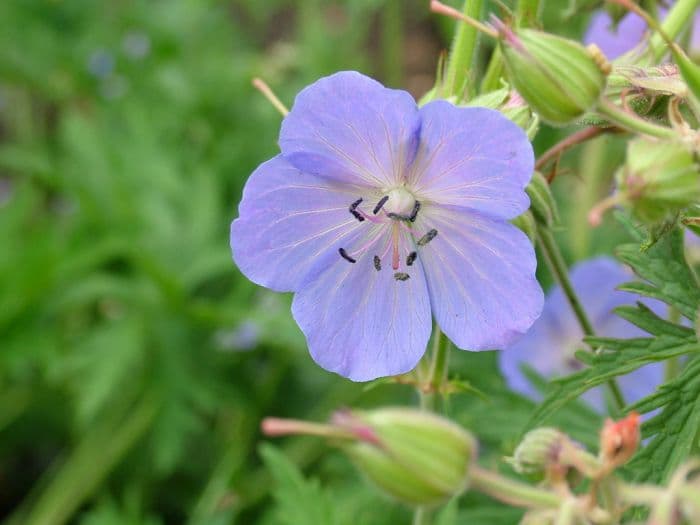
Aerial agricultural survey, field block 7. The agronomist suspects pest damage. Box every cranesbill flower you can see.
[499,257,663,409]
[231,71,543,381]
[585,6,700,60]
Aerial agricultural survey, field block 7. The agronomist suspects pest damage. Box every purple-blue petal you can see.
[499,257,665,410]
[230,155,363,292]
[585,6,700,60]
[584,11,648,60]
[408,101,533,220]
[279,71,421,188]
[416,204,543,351]
[291,228,432,381]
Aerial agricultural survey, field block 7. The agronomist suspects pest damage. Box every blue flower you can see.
[585,5,700,60]
[231,71,543,381]
[499,257,664,409]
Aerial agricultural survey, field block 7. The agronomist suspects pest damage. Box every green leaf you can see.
[613,303,694,338]
[628,357,700,482]
[616,228,700,320]
[259,444,336,525]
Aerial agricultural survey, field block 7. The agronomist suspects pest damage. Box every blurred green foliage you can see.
[0,0,635,523]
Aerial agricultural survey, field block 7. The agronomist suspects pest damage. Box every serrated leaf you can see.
[614,303,694,338]
[526,335,698,428]
[259,444,336,525]
[628,357,700,482]
[616,228,700,320]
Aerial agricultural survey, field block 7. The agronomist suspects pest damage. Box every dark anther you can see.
[373,255,381,271]
[417,229,438,246]
[339,248,356,263]
[373,195,389,214]
[349,198,365,222]
[406,252,417,266]
[394,272,410,281]
[409,201,421,222]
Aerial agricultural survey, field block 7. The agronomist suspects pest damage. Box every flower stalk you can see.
[596,98,675,140]
[443,0,484,99]
[536,224,626,411]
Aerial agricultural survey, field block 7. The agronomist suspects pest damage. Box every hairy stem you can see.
[648,0,700,61]
[444,0,484,99]
[536,225,626,411]
[470,466,560,508]
[536,126,607,173]
[596,98,675,139]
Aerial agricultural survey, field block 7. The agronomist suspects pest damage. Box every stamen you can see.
[349,198,365,222]
[392,224,400,270]
[409,201,421,222]
[417,229,438,246]
[373,196,389,214]
[373,255,381,271]
[406,252,417,266]
[394,272,410,281]
[338,248,356,263]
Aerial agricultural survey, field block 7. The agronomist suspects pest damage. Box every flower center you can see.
[337,191,438,282]
[383,187,418,220]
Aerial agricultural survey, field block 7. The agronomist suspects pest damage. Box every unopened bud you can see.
[497,23,608,125]
[615,138,700,224]
[526,171,559,227]
[508,427,602,478]
[600,412,640,471]
[500,90,539,139]
[507,427,566,475]
[511,210,537,242]
[337,408,477,507]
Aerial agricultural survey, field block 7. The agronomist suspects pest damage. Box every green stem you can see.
[536,225,626,411]
[480,46,504,94]
[596,98,675,139]
[382,0,403,86]
[419,328,450,411]
[470,466,560,509]
[648,0,700,61]
[415,329,450,525]
[412,507,429,525]
[445,0,484,99]
[665,307,682,380]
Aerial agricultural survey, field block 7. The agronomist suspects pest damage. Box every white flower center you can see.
[384,187,417,218]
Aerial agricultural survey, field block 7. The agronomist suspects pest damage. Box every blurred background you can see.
[0,1,623,524]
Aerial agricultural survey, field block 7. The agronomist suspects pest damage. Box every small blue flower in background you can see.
[499,257,664,410]
[585,4,700,60]
[231,71,544,381]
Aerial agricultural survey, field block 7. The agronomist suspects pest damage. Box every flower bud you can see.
[526,171,559,227]
[336,408,477,507]
[497,24,608,125]
[507,427,565,475]
[615,138,700,224]
[599,412,640,472]
[508,427,602,478]
[511,210,537,242]
[467,87,539,138]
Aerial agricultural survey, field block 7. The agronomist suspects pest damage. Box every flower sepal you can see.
[526,171,559,227]
[616,138,700,224]
[337,407,477,507]
[497,23,609,125]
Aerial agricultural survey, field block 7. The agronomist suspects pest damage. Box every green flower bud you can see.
[507,427,565,475]
[615,138,700,224]
[526,171,559,227]
[511,210,537,243]
[497,23,608,125]
[500,90,540,139]
[337,408,477,507]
